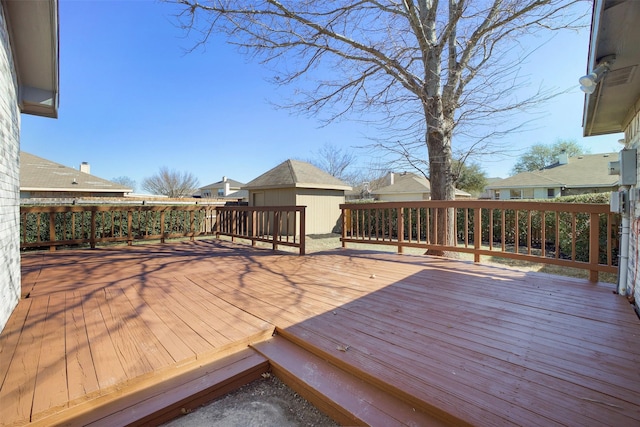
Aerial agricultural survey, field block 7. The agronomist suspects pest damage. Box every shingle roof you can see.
[200,178,245,191]
[243,159,352,191]
[487,153,619,189]
[371,173,471,197]
[20,151,131,193]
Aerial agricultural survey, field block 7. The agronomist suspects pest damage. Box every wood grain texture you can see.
[1,239,638,426]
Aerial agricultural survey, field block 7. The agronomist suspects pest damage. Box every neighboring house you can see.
[199,176,248,201]
[486,152,619,200]
[0,1,59,332]
[580,0,640,307]
[20,151,132,199]
[371,172,472,201]
[478,177,504,199]
[243,159,352,234]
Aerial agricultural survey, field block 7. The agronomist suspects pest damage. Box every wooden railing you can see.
[215,205,306,255]
[341,200,620,282]
[20,204,217,250]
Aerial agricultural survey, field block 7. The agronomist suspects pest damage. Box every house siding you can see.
[0,5,21,332]
[625,110,640,307]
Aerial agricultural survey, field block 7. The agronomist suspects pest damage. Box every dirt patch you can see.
[162,375,338,427]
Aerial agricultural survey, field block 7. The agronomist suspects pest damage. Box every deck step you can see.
[31,347,270,427]
[251,334,448,426]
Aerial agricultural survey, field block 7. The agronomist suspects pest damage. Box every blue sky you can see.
[21,0,622,191]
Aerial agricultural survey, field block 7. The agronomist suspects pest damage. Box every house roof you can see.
[487,153,619,190]
[371,172,471,197]
[3,0,59,118]
[200,178,245,191]
[20,151,132,193]
[243,159,352,191]
[582,0,640,136]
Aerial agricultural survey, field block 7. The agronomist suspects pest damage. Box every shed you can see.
[243,159,352,234]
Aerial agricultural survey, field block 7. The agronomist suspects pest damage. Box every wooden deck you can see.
[2,239,640,426]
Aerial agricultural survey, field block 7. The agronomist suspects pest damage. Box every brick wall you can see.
[624,110,640,306]
[0,4,21,333]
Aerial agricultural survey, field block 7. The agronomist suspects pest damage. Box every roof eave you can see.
[3,0,59,118]
[582,0,640,136]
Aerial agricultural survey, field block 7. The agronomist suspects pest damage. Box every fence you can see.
[215,205,306,255]
[20,204,306,256]
[341,200,620,282]
[20,204,217,250]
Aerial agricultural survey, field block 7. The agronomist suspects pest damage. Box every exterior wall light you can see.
[579,55,616,94]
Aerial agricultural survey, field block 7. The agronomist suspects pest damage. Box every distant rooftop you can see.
[20,151,132,193]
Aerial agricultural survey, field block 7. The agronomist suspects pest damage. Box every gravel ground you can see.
[162,374,338,427]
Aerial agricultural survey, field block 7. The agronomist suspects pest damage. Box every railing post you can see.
[231,209,236,242]
[90,209,97,249]
[341,208,347,248]
[398,207,404,254]
[215,208,220,238]
[299,207,306,256]
[251,210,257,247]
[190,211,195,241]
[160,210,165,243]
[589,212,600,282]
[49,211,56,251]
[273,210,280,251]
[127,210,133,246]
[474,207,481,263]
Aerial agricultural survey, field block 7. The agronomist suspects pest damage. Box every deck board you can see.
[1,239,640,426]
[65,291,100,402]
[31,293,68,420]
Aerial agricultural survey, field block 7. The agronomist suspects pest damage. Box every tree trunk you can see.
[424,98,457,257]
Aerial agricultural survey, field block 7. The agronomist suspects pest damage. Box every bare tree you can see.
[170,0,585,251]
[142,166,200,198]
[308,143,358,183]
[111,176,137,192]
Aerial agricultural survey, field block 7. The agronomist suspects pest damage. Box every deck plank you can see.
[0,298,31,389]
[31,292,69,420]
[2,240,639,426]
[81,289,127,389]
[65,291,100,402]
[119,283,197,365]
[0,296,49,425]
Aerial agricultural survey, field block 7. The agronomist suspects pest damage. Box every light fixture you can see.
[579,54,616,93]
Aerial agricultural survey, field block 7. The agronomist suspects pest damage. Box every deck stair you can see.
[29,346,269,427]
[251,329,454,426]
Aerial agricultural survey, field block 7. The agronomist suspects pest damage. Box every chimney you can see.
[388,172,394,186]
[224,181,230,196]
[80,162,90,174]
[557,150,568,165]
[222,176,227,182]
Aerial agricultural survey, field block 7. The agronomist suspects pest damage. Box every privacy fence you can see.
[341,200,620,282]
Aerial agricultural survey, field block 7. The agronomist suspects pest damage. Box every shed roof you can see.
[487,152,619,189]
[20,151,132,193]
[243,159,352,191]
